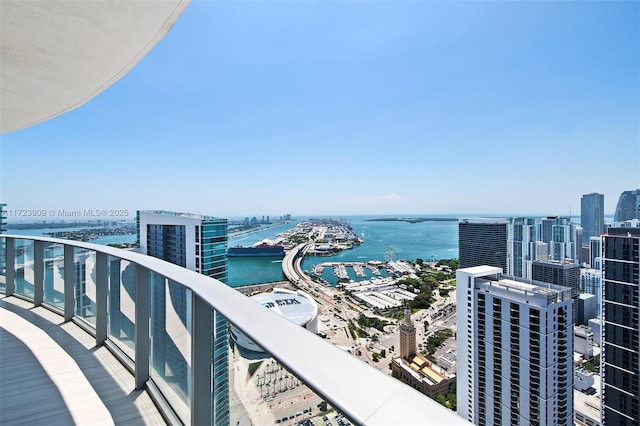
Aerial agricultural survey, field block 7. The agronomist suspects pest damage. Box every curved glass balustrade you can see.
[1,235,469,426]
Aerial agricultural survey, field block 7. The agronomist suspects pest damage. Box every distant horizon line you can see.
[5,211,619,225]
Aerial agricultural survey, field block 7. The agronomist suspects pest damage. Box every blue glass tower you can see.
[614,189,640,222]
[137,210,229,425]
[581,193,604,242]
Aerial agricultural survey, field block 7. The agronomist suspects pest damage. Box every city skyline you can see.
[1,1,638,217]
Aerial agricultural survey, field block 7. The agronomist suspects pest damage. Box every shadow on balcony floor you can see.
[0,296,165,425]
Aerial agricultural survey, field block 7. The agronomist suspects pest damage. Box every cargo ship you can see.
[228,240,285,258]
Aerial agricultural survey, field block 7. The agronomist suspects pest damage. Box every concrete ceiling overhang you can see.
[0,0,190,133]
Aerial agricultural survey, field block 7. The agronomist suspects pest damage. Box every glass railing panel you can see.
[74,248,98,325]
[108,256,136,359]
[0,237,6,292]
[227,321,354,426]
[150,274,191,424]
[211,309,229,426]
[43,242,65,310]
[15,238,35,297]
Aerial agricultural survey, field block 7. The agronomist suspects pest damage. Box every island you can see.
[366,217,458,224]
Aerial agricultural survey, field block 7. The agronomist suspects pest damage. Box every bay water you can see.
[229,215,459,286]
[6,216,459,287]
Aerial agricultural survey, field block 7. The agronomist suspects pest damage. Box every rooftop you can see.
[139,210,226,222]
[468,270,573,307]
[458,218,508,224]
[392,354,453,386]
[457,265,503,277]
[250,288,317,326]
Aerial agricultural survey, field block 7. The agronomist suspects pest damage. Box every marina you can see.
[311,261,386,282]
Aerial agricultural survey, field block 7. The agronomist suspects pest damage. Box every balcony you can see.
[0,235,469,425]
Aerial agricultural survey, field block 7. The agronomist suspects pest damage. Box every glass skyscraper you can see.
[137,210,229,425]
[581,193,604,242]
[601,227,640,426]
[459,218,508,271]
[550,217,579,262]
[614,189,640,222]
[507,217,538,279]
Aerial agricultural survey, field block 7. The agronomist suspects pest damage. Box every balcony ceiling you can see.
[0,0,190,133]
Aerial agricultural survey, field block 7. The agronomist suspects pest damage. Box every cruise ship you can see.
[228,240,285,257]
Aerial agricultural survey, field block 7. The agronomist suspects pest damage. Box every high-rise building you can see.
[137,210,230,425]
[581,193,605,242]
[459,218,508,271]
[535,241,549,262]
[507,217,540,279]
[457,266,573,426]
[601,226,640,426]
[576,225,584,264]
[589,236,602,269]
[550,217,579,262]
[614,189,640,222]
[576,293,597,326]
[399,306,416,359]
[532,259,580,325]
[137,210,228,280]
[532,260,580,299]
[581,268,602,318]
[538,217,556,245]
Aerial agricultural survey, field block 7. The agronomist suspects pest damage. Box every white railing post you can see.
[191,293,213,425]
[95,251,108,345]
[5,237,15,295]
[135,264,150,390]
[63,244,75,321]
[33,239,44,306]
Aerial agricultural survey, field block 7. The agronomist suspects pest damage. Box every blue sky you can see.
[2,0,639,219]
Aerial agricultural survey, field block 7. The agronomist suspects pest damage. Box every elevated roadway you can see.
[282,243,313,286]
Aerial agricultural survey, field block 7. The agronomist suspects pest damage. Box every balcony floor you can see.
[0,296,165,425]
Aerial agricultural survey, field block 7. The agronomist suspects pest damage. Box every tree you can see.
[425,329,454,355]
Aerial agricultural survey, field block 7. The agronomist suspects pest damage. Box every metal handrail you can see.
[1,234,469,426]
